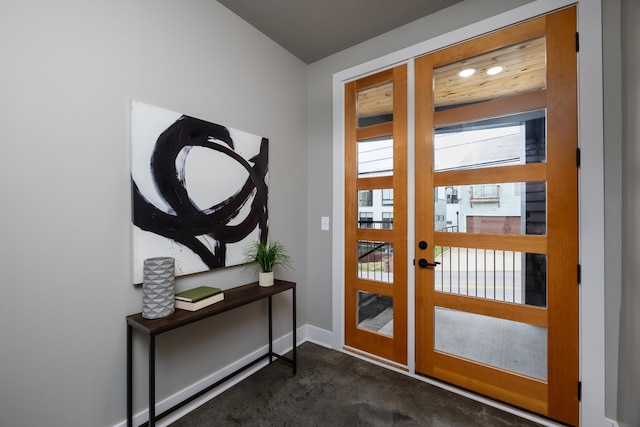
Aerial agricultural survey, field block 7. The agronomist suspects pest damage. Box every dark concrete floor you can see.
[169,342,543,426]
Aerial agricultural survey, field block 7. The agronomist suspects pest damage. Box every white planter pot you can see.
[259,271,274,287]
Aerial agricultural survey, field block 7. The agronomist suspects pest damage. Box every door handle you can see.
[417,258,440,268]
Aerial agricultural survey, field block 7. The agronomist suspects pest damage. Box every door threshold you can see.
[342,345,408,372]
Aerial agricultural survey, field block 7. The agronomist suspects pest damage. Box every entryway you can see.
[344,7,579,425]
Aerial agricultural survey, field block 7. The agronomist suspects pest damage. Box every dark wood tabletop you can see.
[126,279,296,335]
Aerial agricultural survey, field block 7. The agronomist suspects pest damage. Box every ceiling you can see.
[217,0,462,64]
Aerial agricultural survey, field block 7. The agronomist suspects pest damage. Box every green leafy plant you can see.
[243,240,292,273]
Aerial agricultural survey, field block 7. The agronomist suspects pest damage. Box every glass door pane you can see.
[433,37,546,110]
[357,81,393,126]
[434,248,547,307]
[358,189,394,230]
[358,136,394,178]
[436,181,547,235]
[434,110,546,171]
[357,240,394,283]
[358,292,393,337]
[434,307,547,380]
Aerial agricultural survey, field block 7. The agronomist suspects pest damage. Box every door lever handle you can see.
[417,258,440,268]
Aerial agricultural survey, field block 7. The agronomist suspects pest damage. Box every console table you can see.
[126,279,296,427]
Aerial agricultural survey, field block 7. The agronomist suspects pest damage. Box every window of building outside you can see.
[382,212,393,229]
[359,190,373,207]
[382,189,394,205]
[359,212,374,228]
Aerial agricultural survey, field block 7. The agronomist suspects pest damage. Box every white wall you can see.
[603,0,623,419]
[618,0,640,425]
[0,1,307,426]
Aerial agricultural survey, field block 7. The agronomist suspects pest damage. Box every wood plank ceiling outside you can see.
[357,36,546,119]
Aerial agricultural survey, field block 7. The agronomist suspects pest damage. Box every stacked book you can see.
[175,286,224,311]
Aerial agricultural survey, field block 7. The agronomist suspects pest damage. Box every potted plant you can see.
[243,240,292,287]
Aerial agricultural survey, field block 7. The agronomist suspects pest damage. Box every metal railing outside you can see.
[434,247,524,304]
[357,241,393,283]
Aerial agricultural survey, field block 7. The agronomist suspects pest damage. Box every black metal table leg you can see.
[268,296,273,362]
[127,324,133,427]
[149,334,156,427]
[292,286,297,375]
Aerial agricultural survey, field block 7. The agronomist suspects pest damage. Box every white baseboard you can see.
[606,418,620,427]
[297,323,335,349]
[114,324,333,427]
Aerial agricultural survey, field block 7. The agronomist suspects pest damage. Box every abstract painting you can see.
[130,101,268,284]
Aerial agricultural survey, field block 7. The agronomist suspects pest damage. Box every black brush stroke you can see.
[132,115,268,270]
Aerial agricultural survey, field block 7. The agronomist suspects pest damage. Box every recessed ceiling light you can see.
[487,66,504,76]
[457,68,476,78]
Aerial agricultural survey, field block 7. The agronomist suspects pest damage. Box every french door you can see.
[344,66,408,364]
[343,7,579,425]
[414,7,579,426]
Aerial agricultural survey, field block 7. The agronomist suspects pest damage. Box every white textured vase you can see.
[259,271,274,287]
[142,257,176,319]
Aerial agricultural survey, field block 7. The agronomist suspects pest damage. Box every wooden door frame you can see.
[331,1,606,424]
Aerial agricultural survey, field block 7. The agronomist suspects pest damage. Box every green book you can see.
[175,286,222,303]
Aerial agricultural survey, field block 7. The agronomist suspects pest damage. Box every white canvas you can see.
[130,101,268,284]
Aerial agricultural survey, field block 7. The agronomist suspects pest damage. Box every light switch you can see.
[321,216,330,231]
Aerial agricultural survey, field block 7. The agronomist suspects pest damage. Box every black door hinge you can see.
[576,147,581,168]
[578,381,582,401]
[576,32,579,52]
[577,264,582,285]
